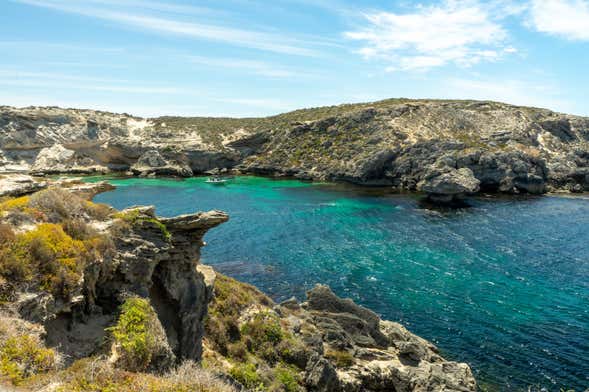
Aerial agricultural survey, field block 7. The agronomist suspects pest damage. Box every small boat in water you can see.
[205,176,228,184]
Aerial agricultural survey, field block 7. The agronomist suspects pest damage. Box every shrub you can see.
[28,188,109,223]
[0,196,30,213]
[270,364,302,392]
[85,201,113,221]
[226,341,248,362]
[113,210,171,241]
[0,334,57,385]
[205,274,273,354]
[241,312,283,348]
[61,218,95,240]
[11,223,86,298]
[107,297,163,372]
[29,188,83,222]
[0,221,113,299]
[229,362,262,390]
[0,223,15,245]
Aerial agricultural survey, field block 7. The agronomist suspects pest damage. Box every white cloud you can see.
[345,0,512,71]
[13,0,321,56]
[528,0,589,40]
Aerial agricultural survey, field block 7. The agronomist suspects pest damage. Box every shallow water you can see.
[91,175,589,391]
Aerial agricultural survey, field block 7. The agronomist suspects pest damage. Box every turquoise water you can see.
[91,176,589,391]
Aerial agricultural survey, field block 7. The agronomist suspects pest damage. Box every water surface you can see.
[91,176,589,391]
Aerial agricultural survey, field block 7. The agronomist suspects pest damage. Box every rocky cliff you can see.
[1,100,588,200]
[0,179,476,391]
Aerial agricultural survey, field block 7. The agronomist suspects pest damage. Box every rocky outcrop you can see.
[204,273,476,392]
[31,143,107,174]
[418,164,480,203]
[292,285,476,392]
[3,195,228,368]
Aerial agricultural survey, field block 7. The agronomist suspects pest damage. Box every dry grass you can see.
[29,357,237,392]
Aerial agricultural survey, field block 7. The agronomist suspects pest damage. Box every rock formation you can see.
[203,276,477,392]
[1,100,588,200]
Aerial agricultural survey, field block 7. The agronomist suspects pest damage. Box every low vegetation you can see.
[0,188,114,300]
[113,209,171,241]
[205,274,306,391]
[107,297,164,372]
[0,316,59,386]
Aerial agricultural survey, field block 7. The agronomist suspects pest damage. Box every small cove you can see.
[89,175,589,391]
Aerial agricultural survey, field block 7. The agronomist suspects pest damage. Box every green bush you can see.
[113,210,171,241]
[271,364,301,392]
[229,362,262,390]
[107,297,160,372]
[0,334,57,385]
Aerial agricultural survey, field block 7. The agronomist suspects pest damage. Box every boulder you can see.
[418,166,480,203]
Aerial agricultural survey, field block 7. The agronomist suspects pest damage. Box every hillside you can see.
[1,99,588,201]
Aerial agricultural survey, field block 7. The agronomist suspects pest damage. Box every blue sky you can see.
[1,0,588,117]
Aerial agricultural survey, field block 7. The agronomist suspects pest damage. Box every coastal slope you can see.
[1,99,588,200]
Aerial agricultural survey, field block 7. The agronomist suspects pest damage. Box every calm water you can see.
[91,176,589,391]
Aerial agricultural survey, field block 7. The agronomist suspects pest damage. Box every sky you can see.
[1,0,588,118]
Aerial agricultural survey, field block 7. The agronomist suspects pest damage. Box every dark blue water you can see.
[91,176,589,391]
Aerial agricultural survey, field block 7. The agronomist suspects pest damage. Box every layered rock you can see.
[2,191,228,369]
[293,285,475,392]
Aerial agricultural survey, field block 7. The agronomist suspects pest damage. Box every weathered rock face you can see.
[294,285,477,392]
[2,100,587,198]
[418,165,480,203]
[11,202,228,368]
[130,149,193,177]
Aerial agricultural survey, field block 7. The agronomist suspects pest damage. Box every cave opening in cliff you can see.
[150,261,182,358]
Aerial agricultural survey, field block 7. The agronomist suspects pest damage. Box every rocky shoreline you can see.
[0,176,477,391]
[1,99,588,203]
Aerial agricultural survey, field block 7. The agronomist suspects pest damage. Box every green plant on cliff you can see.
[113,210,171,241]
[107,297,160,372]
[0,334,57,385]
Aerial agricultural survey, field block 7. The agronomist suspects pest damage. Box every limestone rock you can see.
[130,149,193,177]
[32,144,107,174]
[0,174,46,197]
[275,284,478,392]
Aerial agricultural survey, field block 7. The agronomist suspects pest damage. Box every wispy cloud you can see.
[13,0,322,56]
[344,0,513,71]
[0,69,182,94]
[187,56,316,79]
[527,0,589,41]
